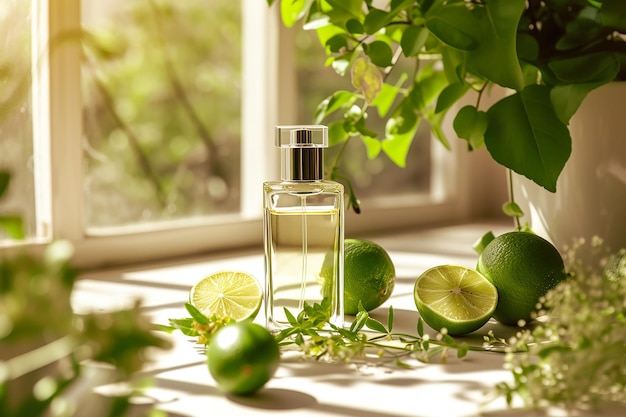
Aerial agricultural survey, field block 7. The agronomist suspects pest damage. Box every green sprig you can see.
[165,298,484,367]
[275,300,476,366]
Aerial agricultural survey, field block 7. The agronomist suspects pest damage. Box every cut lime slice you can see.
[413,265,497,336]
[189,271,263,321]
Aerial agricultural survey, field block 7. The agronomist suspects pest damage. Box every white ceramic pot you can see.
[514,82,626,255]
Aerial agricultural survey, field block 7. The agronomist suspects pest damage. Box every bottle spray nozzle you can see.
[275,125,328,148]
[275,125,328,181]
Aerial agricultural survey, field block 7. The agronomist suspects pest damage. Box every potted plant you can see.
[268,0,626,246]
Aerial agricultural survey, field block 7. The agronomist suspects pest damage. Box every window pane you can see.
[0,1,36,241]
[81,0,241,228]
[294,28,432,204]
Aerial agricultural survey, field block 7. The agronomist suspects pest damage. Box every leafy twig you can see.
[165,299,501,367]
[275,300,475,365]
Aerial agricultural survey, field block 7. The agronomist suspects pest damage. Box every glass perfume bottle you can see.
[263,125,344,332]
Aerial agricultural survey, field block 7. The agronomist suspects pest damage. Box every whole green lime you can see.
[339,239,396,315]
[206,322,279,395]
[477,231,566,326]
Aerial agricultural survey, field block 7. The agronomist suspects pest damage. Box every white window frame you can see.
[12,0,479,270]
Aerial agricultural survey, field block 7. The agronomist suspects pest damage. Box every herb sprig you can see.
[274,298,476,366]
[164,298,496,367]
[163,302,234,346]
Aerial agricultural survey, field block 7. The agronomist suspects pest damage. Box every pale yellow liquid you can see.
[265,206,341,329]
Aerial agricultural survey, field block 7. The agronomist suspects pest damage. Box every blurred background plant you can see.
[1,4,175,413]
[81,0,242,227]
[0,234,172,417]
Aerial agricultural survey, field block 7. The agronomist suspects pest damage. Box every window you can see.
[0,1,39,242]
[0,0,470,269]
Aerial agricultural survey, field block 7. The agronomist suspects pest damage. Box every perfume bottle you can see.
[263,125,344,332]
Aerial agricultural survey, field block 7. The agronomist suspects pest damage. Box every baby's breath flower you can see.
[495,240,626,411]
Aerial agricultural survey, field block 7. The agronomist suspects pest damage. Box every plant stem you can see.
[330,137,351,176]
[508,169,522,230]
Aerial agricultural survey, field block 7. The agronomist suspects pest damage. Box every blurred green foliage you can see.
[0,240,172,417]
[82,0,242,227]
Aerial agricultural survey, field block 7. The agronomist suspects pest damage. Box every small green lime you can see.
[323,239,395,315]
[206,322,279,395]
[413,265,498,336]
[477,231,566,326]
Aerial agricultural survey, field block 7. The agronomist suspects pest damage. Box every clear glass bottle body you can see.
[263,180,344,332]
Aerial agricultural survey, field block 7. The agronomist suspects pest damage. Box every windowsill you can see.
[72,219,624,417]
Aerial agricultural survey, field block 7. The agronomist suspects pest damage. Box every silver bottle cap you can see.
[275,125,327,181]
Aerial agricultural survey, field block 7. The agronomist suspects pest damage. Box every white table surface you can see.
[73,221,626,417]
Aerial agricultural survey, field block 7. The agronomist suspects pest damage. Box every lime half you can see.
[413,265,497,336]
[189,271,263,321]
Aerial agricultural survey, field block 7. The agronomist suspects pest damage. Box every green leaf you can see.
[184,302,209,325]
[435,82,469,114]
[0,171,10,199]
[425,2,480,50]
[439,44,466,84]
[548,52,620,85]
[465,0,525,91]
[328,120,350,146]
[502,201,525,218]
[280,0,312,27]
[360,136,382,159]
[284,307,299,326]
[472,230,495,255]
[395,358,413,369]
[428,0,525,90]
[364,9,390,34]
[326,34,349,52]
[409,65,448,111]
[484,85,571,192]
[387,305,394,332]
[166,318,197,336]
[427,110,451,150]
[516,33,539,62]
[550,83,605,124]
[315,23,346,47]
[382,120,420,168]
[350,310,369,332]
[556,18,603,51]
[346,18,364,35]
[0,216,24,240]
[325,0,364,21]
[365,317,388,333]
[600,0,626,32]
[371,83,400,117]
[456,343,469,358]
[364,40,393,68]
[314,90,356,124]
[452,105,488,150]
[401,25,428,57]
[351,57,383,103]
[417,317,424,337]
